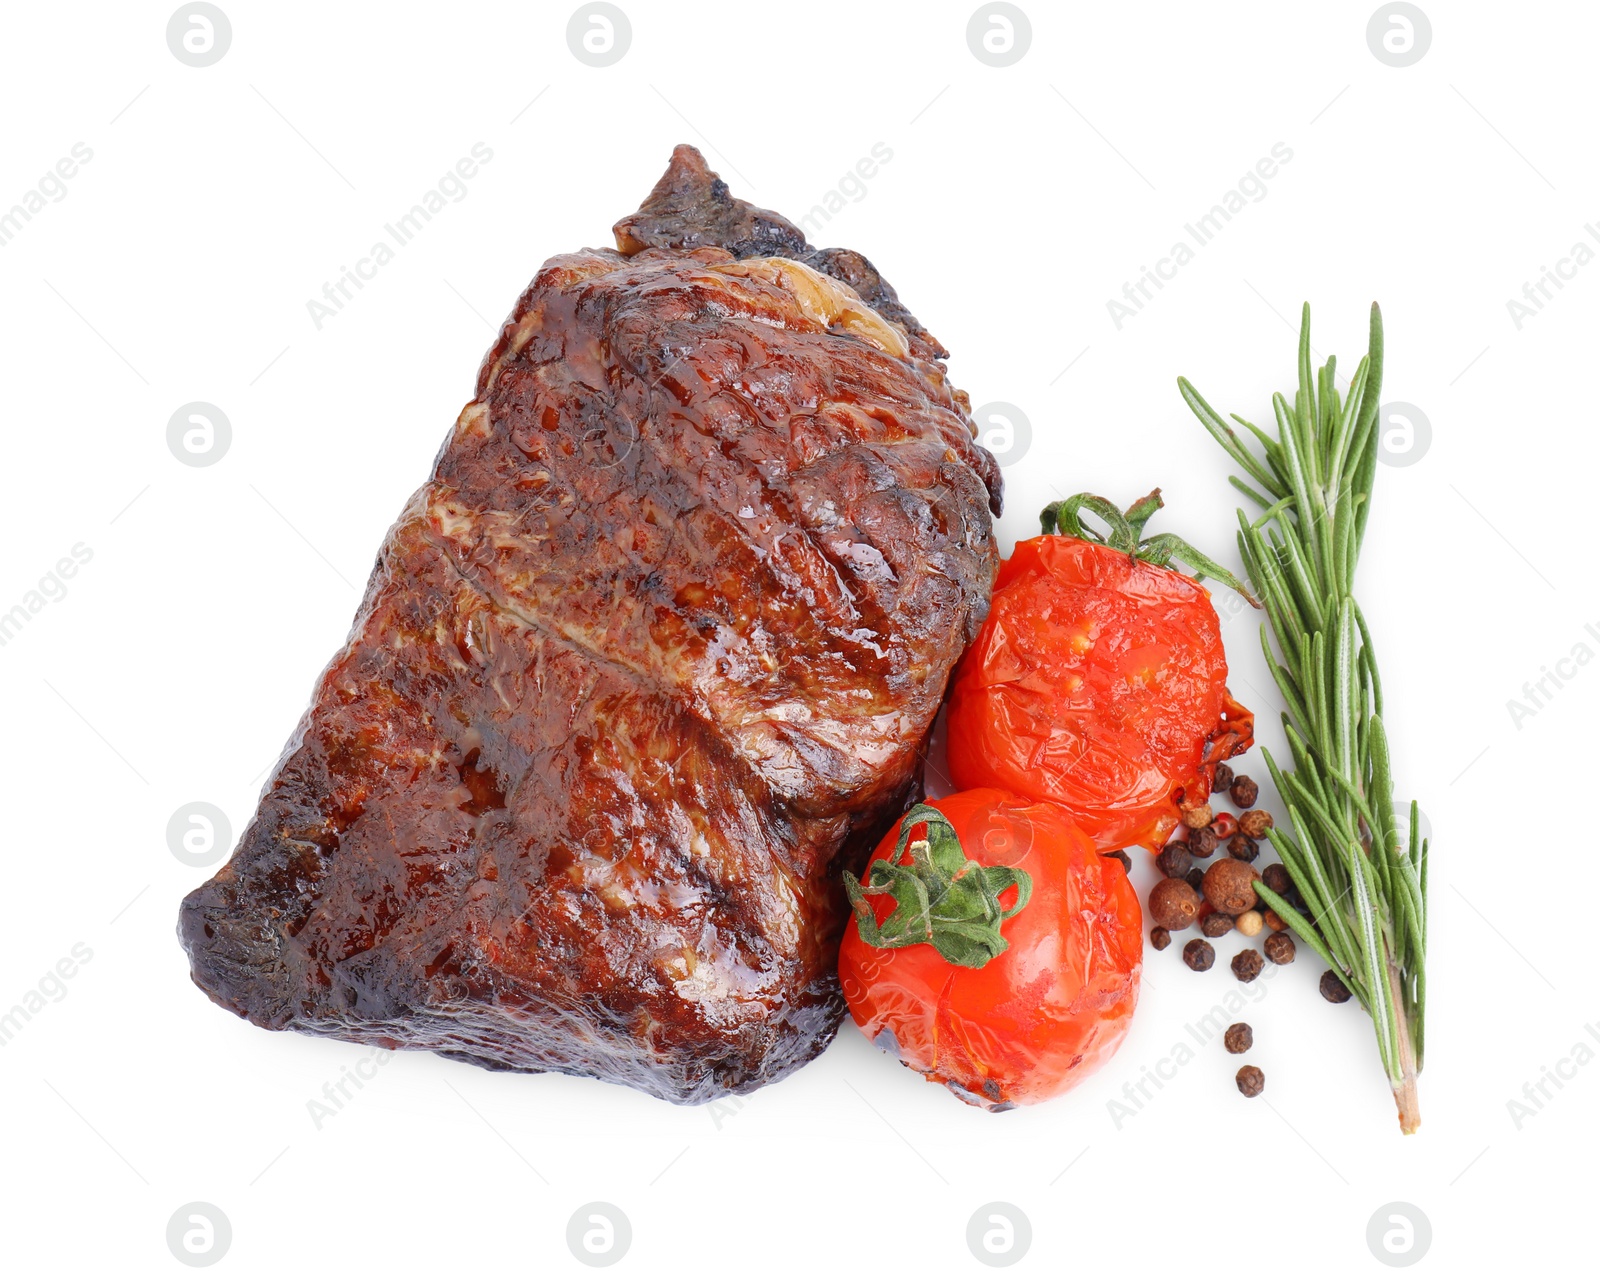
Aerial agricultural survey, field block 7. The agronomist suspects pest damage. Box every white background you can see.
[1,1,1593,1267]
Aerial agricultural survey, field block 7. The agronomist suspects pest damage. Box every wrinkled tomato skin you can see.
[947,534,1239,854]
[838,789,1142,1108]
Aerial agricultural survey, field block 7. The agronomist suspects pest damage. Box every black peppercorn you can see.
[1235,1065,1265,1097]
[1110,849,1132,874]
[1228,835,1260,863]
[1224,1022,1253,1054]
[1157,843,1193,879]
[1262,863,1291,895]
[1264,932,1296,965]
[1201,912,1235,938]
[1182,938,1215,971]
[1213,762,1234,794]
[1186,867,1205,891]
[1320,970,1353,1003]
[1187,826,1219,859]
[1150,926,1172,951]
[1230,775,1259,808]
[1231,948,1265,982]
[1238,809,1274,838]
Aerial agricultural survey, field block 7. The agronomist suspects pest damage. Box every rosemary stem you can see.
[1181,303,1428,1135]
[1388,955,1422,1134]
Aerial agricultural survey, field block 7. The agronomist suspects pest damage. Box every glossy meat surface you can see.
[179,146,1001,1103]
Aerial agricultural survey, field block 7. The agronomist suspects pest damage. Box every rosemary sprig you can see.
[1178,303,1428,1134]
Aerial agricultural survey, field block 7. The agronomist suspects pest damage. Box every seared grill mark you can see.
[179,145,999,1104]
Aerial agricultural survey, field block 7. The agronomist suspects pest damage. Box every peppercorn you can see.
[1263,908,1289,933]
[1235,1065,1265,1097]
[1181,803,1215,830]
[1201,858,1261,915]
[1186,867,1205,891]
[1187,825,1219,858]
[1157,843,1193,879]
[1110,849,1132,874]
[1320,970,1352,1003]
[1182,938,1215,971]
[1149,878,1201,930]
[1262,863,1291,895]
[1238,809,1274,838]
[1264,932,1296,965]
[1231,948,1265,982]
[1151,926,1172,951]
[1228,835,1260,863]
[1230,775,1259,808]
[1224,1022,1253,1054]
[1210,812,1237,839]
[1201,912,1235,938]
[1235,910,1264,938]
[1212,763,1234,794]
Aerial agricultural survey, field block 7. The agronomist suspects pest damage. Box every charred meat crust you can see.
[179,146,1001,1104]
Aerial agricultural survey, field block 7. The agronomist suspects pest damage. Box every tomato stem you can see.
[1040,490,1261,607]
[842,805,1032,970]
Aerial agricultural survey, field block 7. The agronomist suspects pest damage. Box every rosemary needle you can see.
[1179,303,1427,1134]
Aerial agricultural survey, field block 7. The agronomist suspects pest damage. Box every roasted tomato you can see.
[838,790,1142,1109]
[947,492,1254,855]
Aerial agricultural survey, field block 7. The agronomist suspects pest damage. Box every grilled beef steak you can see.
[179,145,1001,1103]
